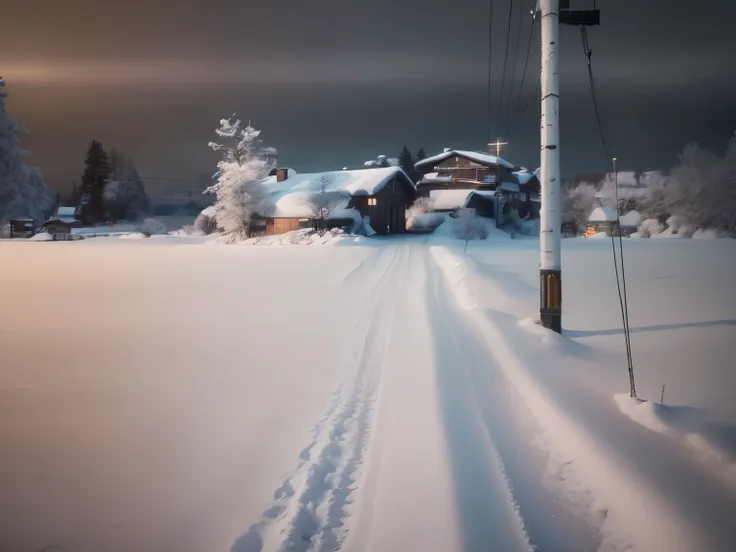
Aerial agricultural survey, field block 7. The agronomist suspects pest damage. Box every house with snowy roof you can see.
[414,149,540,221]
[587,206,619,236]
[40,206,80,236]
[255,166,416,236]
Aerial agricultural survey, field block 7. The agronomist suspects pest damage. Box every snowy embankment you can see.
[429,229,736,551]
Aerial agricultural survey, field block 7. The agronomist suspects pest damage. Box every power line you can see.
[579,25,637,399]
[505,66,540,139]
[487,0,495,142]
[496,0,514,128]
[504,7,537,137]
[500,0,526,135]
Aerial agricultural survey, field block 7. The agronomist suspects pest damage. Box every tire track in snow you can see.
[232,245,406,552]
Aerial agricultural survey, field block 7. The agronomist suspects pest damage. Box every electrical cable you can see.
[496,0,514,128]
[500,0,526,135]
[487,0,495,142]
[579,25,637,398]
[504,7,536,137]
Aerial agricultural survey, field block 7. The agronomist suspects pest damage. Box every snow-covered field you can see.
[1,227,734,552]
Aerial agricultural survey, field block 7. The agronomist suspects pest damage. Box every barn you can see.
[256,167,416,236]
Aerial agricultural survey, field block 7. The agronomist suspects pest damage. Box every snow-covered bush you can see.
[194,206,217,235]
[206,116,275,241]
[638,218,664,238]
[327,207,362,234]
[454,208,488,250]
[139,218,167,237]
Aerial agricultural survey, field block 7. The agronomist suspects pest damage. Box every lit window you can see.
[368,198,377,206]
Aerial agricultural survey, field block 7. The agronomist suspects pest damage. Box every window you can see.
[368,198,377,206]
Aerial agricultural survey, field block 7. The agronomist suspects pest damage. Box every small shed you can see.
[464,190,496,218]
[8,218,36,238]
[588,206,619,236]
[40,218,74,238]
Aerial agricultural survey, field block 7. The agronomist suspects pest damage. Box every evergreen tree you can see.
[414,147,427,183]
[104,149,149,220]
[398,146,415,181]
[0,77,53,225]
[68,182,81,206]
[79,140,110,224]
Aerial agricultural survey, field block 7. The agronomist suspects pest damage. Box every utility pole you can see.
[538,0,599,333]
[488,139,508,158]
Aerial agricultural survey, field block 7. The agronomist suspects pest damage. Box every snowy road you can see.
[1,234,735,551]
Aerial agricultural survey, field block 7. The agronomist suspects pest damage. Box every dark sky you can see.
[2,0,735,193]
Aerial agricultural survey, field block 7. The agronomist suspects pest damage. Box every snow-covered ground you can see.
[1,228,734,552]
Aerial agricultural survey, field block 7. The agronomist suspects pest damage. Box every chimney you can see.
[276,168,289,182]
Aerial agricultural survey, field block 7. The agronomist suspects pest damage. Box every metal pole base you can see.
[540,269,562,333]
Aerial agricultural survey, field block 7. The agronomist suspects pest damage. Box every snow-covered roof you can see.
[465,190,496,207]
[619,210,642,227]
[429,189,473,210]
[55,206,76,224]
[262,166,412,197]
[499,181,520,193]
[271,192,351,218]
[513,170,538,185]
[418,173,453,185]
[260,167,414,218]
[588,207,618,223]
[415,150,515,170]
[468,190,496,199]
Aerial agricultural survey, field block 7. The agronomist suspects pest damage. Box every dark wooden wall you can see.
[356,176,413,234]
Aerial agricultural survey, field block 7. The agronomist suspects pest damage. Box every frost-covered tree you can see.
[364,154,399,168]
[206,115,274,240]
[104,149,149,221]
[666,143,720,231]
[309,175,336,235]
[79,140,110,224]
[0,77,53,226]
[562,182,598,230]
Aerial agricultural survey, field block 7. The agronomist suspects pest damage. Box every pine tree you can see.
[398,146,415,181]
[104,150,149,220]
[79,140,110,224]
[414,147,427,183]
[0,77,53,225]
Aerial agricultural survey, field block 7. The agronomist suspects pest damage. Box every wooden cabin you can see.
[8,218,36,238]
[414,150,540,223]
[255,167,416,236]
[414,150,518,196]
